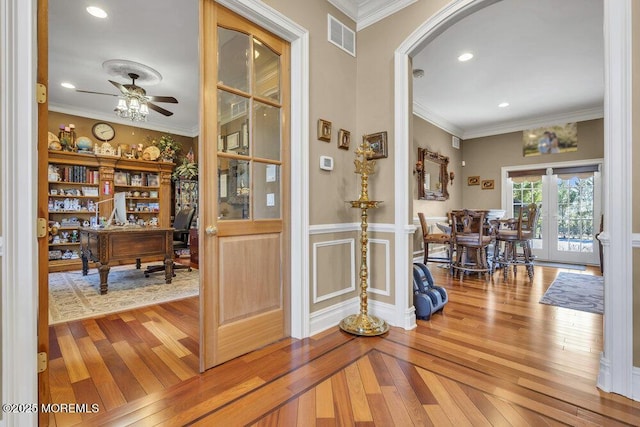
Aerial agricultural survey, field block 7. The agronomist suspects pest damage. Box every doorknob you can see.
[205,225,218,235]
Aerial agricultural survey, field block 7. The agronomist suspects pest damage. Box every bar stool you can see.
[450,209,492,279]
[493,203,539,280]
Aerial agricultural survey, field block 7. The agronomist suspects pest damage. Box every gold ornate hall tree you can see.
[339,141,389,336]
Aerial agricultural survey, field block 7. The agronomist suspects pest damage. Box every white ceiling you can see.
[49,0,603,140]
[410,0,604,139]
[49,0,200,136]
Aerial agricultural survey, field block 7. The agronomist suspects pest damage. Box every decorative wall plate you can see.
[143,146,160,161]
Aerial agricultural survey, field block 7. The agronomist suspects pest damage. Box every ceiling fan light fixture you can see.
[61,82,75,89]
[116,98,128,112]
[129,97,140,111]
[115,95,148,122]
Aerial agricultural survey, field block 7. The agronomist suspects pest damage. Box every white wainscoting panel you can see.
[312,238,356,304]
[367,238,390,296]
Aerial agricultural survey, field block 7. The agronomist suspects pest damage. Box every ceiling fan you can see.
[77,72,178,117]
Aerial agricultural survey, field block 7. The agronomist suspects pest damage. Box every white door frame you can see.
[394,0,633,399]
[202,0,310,340]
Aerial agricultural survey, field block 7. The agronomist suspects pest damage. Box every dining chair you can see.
[450,209,492,279]
[418,212,453,268]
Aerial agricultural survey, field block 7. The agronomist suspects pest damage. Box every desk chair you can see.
[144,207,195,277]
[492,203,539,280]
[418,212,453,268]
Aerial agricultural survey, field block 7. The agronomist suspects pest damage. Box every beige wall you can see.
[265,0,359,226]
[412,116,463,218]
[355,0,450,224]
[48,111,197,161]
[461,119,604,209]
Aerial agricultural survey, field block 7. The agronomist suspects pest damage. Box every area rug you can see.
[539,272,603,314]
[534,261,587,271]
[49,264,199,324]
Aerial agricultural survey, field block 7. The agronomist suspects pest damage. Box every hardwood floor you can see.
[48,264,640,426]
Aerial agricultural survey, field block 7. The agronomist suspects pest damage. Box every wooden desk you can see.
[80,227,174,294]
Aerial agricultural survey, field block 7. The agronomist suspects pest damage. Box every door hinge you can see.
[37,352,47,373]
[36,83,47,104]
[37,218,48,238]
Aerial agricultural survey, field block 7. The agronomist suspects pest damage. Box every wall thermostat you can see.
[320,155,334,171]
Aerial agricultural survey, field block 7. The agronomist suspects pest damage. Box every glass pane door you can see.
[548,172,600,264]
[509,176,546,260]
[504,164,601,265]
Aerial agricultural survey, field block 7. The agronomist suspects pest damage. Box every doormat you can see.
[534,261,586,270]
[539,272,603,314]
[49,264,199,324]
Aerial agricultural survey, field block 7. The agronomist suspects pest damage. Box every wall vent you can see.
[452,136,460,149]
[328,14,356,57]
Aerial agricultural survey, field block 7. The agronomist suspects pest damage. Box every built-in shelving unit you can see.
[47,151,174,272]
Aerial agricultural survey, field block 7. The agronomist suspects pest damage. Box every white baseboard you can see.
[309,298,359,336]
[309,297,415,335]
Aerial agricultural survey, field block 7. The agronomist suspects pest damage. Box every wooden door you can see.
[37,0,50,424]
[200,2,291,369]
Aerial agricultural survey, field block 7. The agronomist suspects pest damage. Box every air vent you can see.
[452,136,460,149]
[328,14,356,57]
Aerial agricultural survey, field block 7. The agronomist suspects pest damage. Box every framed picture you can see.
[317,119,331,142]
[481,179,495,190]
[130,174,143,187]
[338,129,350,150]
[467,176,480,186]
[227,131,240,150]
[522,122,578,157]
[364,131,388,159]
[113,171,128,186]
[149,190,158,199]
[146,174,159,187]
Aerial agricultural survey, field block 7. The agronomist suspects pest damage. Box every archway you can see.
[393,0,633,398]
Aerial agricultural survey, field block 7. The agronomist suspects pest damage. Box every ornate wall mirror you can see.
[417,148,450,201]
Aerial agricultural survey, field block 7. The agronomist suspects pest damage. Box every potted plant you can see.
[173,158,198,180]
[154,134,181,162]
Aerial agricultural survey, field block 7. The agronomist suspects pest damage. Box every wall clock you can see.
[91,122,115,142]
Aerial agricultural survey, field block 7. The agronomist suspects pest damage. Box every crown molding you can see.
[48,103,200,137]
[328,0,416,31]
[356,0,417,31]
[414,101,604,140]
[462,106,604,139]
[413,102,464,138]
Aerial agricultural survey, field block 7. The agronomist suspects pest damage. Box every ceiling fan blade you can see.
[147,102,174,116]
[109,79,130,95]
[76,89,118,97]
[146,95,178,104]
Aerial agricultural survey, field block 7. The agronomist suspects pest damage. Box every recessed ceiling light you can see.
[61,82,75,89]
[86,6,108,19]
[458,52,473,62]
[498,102,509,108]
